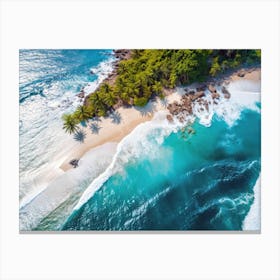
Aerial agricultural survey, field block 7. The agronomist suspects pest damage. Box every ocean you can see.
[19,50,261,231]
[19,50,115,204]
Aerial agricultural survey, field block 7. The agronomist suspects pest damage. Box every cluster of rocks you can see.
[166,82,231,123]
[113,49,131,60]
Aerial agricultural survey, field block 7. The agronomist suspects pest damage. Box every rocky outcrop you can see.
[167,80,232,124]
[167,101,181,115]
[113,49,131,60]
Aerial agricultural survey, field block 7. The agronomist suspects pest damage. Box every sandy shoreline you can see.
[60,108,152,171]
[60,92,183,171]
[60,66,260,172]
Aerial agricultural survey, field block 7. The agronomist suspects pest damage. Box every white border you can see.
[1,0,279,279]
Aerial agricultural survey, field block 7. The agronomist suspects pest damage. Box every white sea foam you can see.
[83,57,116,96]
[73,111,183,211]
[19,55,116,208]
[242,175,261,231]
[191,80,260,127]
[19,142,118,231]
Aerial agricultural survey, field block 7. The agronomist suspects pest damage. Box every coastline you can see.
[20,62,261,231]
[60,92,180,171]
[60,65,260,172]
[19,49,261,231]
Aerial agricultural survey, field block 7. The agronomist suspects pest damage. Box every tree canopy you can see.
[63,49,261,133]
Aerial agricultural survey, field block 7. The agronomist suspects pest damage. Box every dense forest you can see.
[62,49,261,134]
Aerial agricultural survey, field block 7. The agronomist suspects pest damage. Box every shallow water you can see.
[63,108,261,231]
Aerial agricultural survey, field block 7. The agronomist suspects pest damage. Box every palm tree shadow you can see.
[110,111,122,124]
[92,116,101,122]
[80,120,87,127]
[73,130,87,143]
[135,101,156,116]
[89,122,101,134]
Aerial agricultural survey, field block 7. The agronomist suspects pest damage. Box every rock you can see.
[182,98,191,107]
[113,49,131,60]
[211,92,220,99]
[77,92,85,98]
[166,114,174,123]
[221,86,231,99]
[208,84,217,93]
[187,127,195,134]
[192,91,205,101]
[179,116,185,123]
[69,159,79,168]
[237,70,246,77]
[221,86,229,94]
[196,83,207,91]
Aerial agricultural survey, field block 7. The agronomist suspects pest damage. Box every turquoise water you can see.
[63,109,261,230]
[19,49,261,231]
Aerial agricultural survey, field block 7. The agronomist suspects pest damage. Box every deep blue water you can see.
[63,110,261,231]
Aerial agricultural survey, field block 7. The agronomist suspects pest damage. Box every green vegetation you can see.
[62,114,79,134]
[63,49,260,133]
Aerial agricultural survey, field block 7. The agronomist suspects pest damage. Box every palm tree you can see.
[62,114,79,134]
[103,90,116,107]
[74,105,92,122]
[152,81,162,94]
[118,62,129,75]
